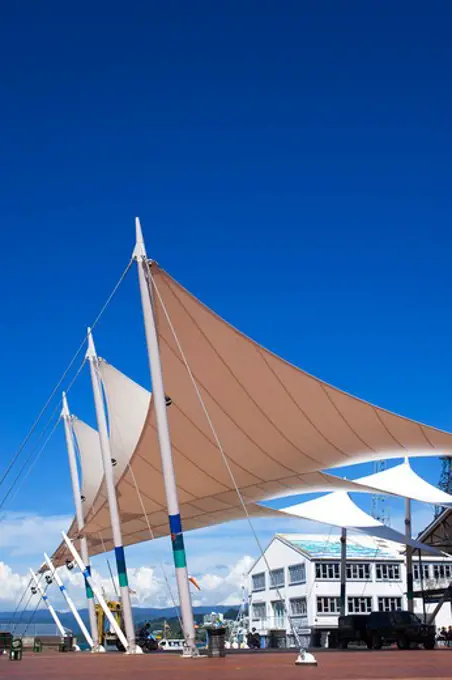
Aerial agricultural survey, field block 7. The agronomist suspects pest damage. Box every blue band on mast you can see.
[115,546,129,587]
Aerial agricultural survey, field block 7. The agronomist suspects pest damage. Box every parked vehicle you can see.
[366,611,435,650]
[332,611,435,650]
[331,615,371,649]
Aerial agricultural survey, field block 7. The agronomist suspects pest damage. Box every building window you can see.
[270,568,285,589]
[288,564,306,585]
[290,598,307,616]
[315,562,340,580]
[316,597,340,614]
[433,564,452,580]
[347,597,372,614]
[413,563,430,581]
[378,597,402,612]
[252,603,266,620]
[271,600,285,626]
[375,563,400,581]
[346,563,371,580]
[252,572,266,592]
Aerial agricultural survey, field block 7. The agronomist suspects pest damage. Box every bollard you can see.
[9,638,23,661]
[207,627,226,658]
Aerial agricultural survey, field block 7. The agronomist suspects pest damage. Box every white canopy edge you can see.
[277,491,442,555]
[352,459,452,506]
[72,417,104,511]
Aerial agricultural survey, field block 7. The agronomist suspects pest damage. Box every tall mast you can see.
[61,393,100,650]
[29,569,66,639]
[339,528,347,616]
[133,217,197,655]
[405,497,414,613]
[44,553,94,650]
[86,329,138,652]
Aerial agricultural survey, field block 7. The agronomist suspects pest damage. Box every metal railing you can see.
[0,622,72,637]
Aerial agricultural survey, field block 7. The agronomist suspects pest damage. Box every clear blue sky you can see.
[1,1,452,521]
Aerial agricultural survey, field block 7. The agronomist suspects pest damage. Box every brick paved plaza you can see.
[3,649,452,680]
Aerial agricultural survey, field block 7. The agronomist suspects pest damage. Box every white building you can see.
[248,533,452,647]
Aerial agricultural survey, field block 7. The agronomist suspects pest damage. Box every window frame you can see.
[433,563,452,580]
[316,596,340,615]
[347,596,372,614]
[375,563,401,581]
[413,563,430,581]
[289,597,307,616]
[288,563,306,585]
[251,572,266,592]
[315,562,340,580]
[252,602,266,621]
[269,568,285,590]
[377,596,402,612]
[346,562,371,581]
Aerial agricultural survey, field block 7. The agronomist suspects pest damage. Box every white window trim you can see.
[315,562,340,581]
[377,596,403,612]
[316,596,340,615]
[346,562,372,581]
[252,572,266,592]
[375,562,402,582]
[289,597,307,616]
[269,568,285,590]
[288,563,306,585]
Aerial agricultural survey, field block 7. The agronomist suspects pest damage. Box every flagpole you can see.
[61,393,101,650]
[29,569,67,639]
[86,329,139,653]
[133,217,197,656]
[44,553,94,650]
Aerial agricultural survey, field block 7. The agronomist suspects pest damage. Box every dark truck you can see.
[331,611,436,650]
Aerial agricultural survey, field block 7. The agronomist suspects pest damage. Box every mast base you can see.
[295,650,317,665]
[181,644,201,658]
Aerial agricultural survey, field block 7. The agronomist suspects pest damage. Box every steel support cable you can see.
[10,577,33,633]
[13,572,45,636]
[0,412,61,513]
[23,580,51,637]
[0,259,133,492]
[0,349,86,511]
[148,263,303,649]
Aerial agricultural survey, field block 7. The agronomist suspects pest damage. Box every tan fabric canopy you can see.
[60,263,452,559]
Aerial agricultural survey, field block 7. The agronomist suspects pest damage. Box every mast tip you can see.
[133,217,147,259]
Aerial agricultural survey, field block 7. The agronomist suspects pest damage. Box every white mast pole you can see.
[85,329,138,653]
[61,393,100,650]
[133,218,197,655]
[44,553,94,650]
[29,569,66,639]
[61,531,129,652]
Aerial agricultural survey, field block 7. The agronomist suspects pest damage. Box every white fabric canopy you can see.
[353,459,452,506]
[264,460,452,505]
[77,360,447,557]
[278,492,441,554]
[51,263,452,563]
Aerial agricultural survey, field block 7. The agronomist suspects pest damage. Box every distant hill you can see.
[0,605,240,633]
